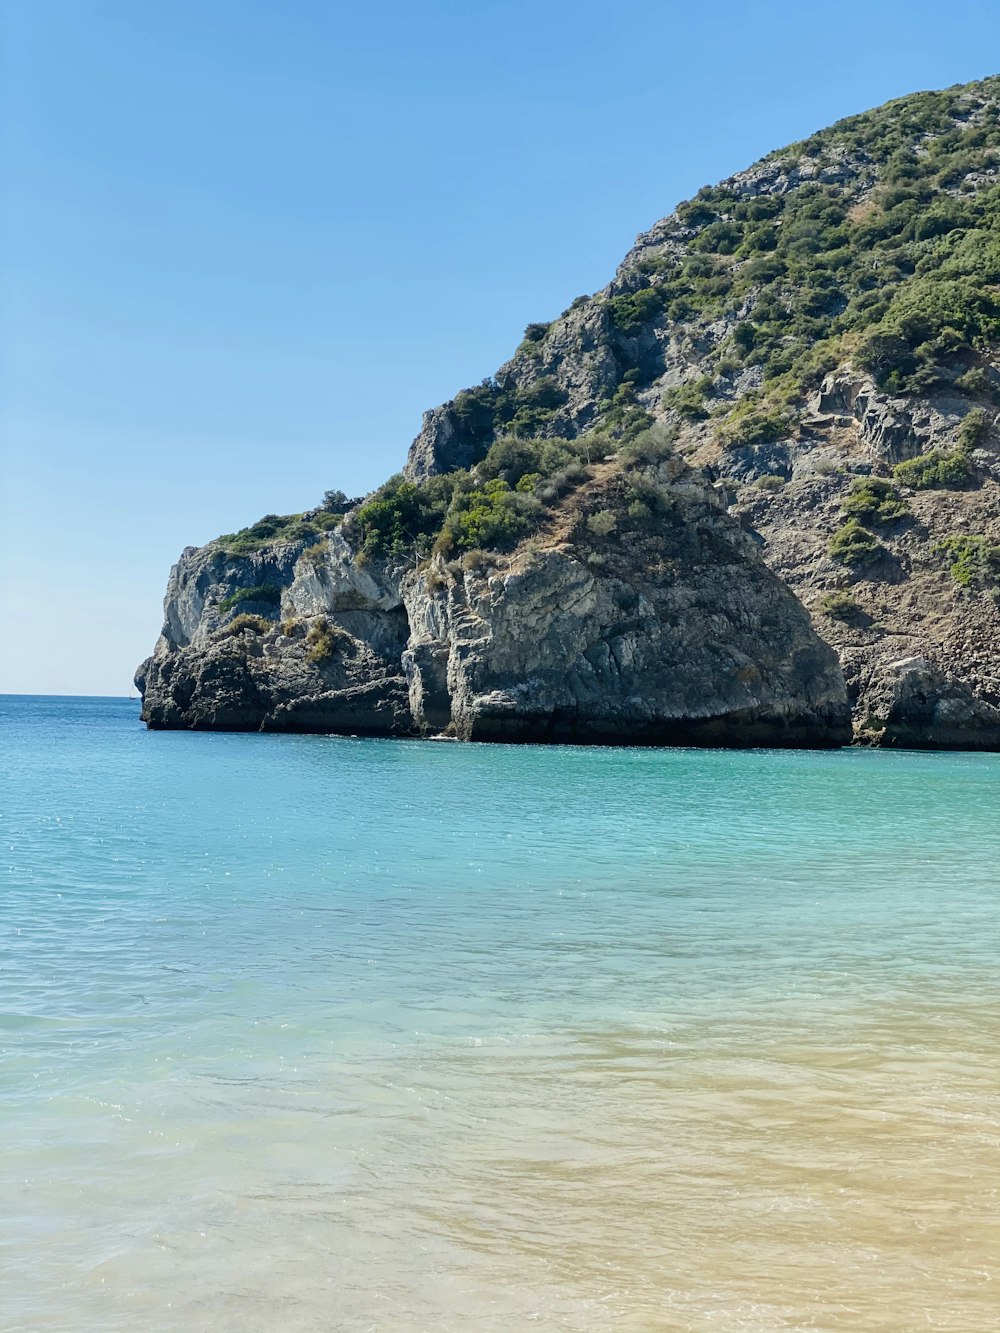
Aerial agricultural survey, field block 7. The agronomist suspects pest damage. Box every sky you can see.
[2,0,998,695]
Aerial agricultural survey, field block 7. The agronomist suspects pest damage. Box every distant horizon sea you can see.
[2,694,998,1332]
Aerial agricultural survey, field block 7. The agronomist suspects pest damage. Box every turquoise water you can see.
[2,695,999,1332]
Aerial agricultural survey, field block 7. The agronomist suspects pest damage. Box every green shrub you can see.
[755,473,786,492]
[598,387,654,443]
[215,515,298,555]
[664,376,713,420]
[312,510,345,532]
[852,278,1000,392]
[828,520,884,566]
[506,377,569,438]
[717,403,795,449]
[518,321,551,355]
[448,375,570,448]
[854,331,915,384]
[957,406,988,452]
[624,475,671,521]
[936,535,1000,588]
[841,477,909,523]
[460,549,493,573]
[479,434,577,487]
[301,540,329,566]
[451,381,502,445]
[215,508,343,555]
[586,510,618,538]
[218,614,271,637]
[218,584,282,613]
[306,616,350,664]
[731,321,757,353]
[690,219,744,254]
[354,474,456,558]
[954,368,999,400]
[893,449,974,489]
[820,591,862,620]
[435,479,540,555]
[616,425,676,466]
[567,430,607,464]
[536,462,588,501]
[606,287,665,334]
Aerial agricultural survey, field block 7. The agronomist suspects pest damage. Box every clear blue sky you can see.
[2,0,997,695]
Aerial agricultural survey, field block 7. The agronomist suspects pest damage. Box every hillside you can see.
[138,76,1000,748]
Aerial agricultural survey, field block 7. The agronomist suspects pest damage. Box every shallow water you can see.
[2,695,998,1332]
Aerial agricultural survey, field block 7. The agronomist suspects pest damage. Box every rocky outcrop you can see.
[813,374,972,467]
[406,403,487,482]
[157,542,304,649]
[137,460,851,745]
[398,465,848,745]
[851,654,1000,750]
[727,449,1000,750]
[138,76,1000,749]
[405,300,622,481]
[136,630,411,735]
[137,530,412,733]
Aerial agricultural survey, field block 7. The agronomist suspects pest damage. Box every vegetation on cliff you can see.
[322,79,1000,570]
[349,421,657,560]
[620,82,1000,429]
[214,508,343,557]
[207,79,1000,565]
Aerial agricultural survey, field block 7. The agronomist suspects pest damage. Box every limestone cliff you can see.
[137,459,849,744]
[139,76,1000,749]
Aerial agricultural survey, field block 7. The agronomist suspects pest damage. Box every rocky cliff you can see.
[137,458,849,745]
[138,76,1000,749]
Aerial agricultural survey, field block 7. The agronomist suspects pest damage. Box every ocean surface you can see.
[2,694,998,1333]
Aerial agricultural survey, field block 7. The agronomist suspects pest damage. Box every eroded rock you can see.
[138,462,851,746]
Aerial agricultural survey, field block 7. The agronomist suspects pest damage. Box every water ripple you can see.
[1,695,998,1331]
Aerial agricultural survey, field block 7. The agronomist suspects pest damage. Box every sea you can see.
[2,694,998,1332]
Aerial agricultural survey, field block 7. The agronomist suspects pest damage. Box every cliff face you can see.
[136,532,411,734]
[137,460,850,745]
[722,372,1000,748]
[139,76,1000,749]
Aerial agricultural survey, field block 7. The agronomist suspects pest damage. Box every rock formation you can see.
[139,76,1000,749]
[138,460,850,745]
